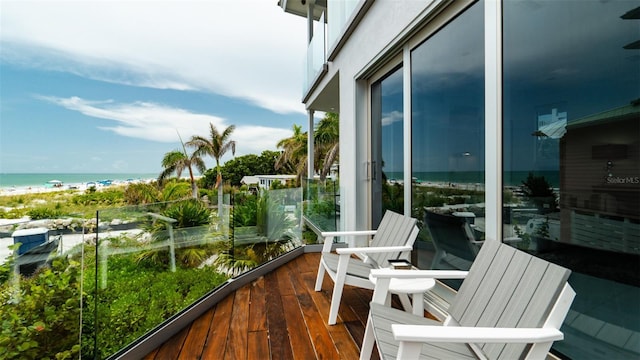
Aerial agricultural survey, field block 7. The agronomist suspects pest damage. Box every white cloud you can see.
[1,0,308,114]
[381,111,403,126]
[37,95,291,156]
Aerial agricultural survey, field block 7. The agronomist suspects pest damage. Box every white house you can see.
[241,174,297,190]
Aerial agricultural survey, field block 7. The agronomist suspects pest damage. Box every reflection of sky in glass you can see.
[411,1,484,173]
[503,0,640,172]
[381,67,404,173]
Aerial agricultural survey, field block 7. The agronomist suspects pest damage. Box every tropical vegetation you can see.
[0,114,343,359]
[276,112,340,183]
[186,123,236,215]
[158,134,206,199]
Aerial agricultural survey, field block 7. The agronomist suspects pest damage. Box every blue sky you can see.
[0,0,308,174]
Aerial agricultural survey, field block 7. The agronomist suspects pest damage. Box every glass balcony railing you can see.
[303,12,326,97]
[227,187,303,275]
[303,178,340,234]
[0,219,83,359]
[0,187,303,359]
[327,0,359,51]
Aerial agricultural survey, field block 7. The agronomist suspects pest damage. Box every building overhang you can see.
[305,70,339,113]
[278,0,326,21]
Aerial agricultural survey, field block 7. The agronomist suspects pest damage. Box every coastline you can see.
[0,174,158,197]
[0,180,151,197]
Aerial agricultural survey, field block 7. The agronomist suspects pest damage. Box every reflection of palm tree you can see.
[315,112,339,180]
[187,123,236,215]
[276,124,308,183]
[158,138,205,199]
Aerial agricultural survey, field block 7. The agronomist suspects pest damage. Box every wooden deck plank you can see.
[200,293,233,359]
[297,251,319,274]
[300,293,342,359]
[249,276,267,332]
[276,261,296,296]
[148,325,189,359]
[281,294,317,359]
[300,271,363,359]
[290,267,340,360]
[265,270,295,360]
[176,306,214,359]
[247,330,270,360]
[225,285,251,359]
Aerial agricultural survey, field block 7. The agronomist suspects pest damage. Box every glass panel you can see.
[88,187,302,357]
[0,220,82,358]
[303,178,340,234]
[304,12,327,96]
[93,200,231,357]
[411,1,485,272]
[327,0,359,49]
[503,1,640,358]
[231,188,303,274]
[372,66,404,225]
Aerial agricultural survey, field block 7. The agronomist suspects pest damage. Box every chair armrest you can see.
[319,230,378,252]
[320,230,377,238]
[392,325,563,343]
[370,268,469,280]
[336,245,413,255]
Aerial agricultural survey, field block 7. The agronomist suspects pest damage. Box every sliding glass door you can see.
[371,66,404,226]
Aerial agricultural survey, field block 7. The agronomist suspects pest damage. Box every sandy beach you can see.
[0,178,154,197]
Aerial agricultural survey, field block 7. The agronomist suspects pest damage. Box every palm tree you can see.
[314,112,339,180]
[157,142,206,199]
[187,123,236,214]
[275,124,308,183]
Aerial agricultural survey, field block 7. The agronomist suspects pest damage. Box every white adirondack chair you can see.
[315,210,419,325]
[360,240,576,359]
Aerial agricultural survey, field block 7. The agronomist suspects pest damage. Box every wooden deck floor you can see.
[142,252,381,360]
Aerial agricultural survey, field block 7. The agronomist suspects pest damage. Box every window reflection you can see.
[410,1,484,272]
[372,66,404,223]
[503,1,639,359]
[381,67,404,215]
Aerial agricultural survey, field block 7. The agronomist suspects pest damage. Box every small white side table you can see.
[369,274,435,316]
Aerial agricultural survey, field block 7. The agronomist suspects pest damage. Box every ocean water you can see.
[0,173,158,188]
[385,170,560,188]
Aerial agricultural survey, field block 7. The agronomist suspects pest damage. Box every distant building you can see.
[241,175,296,190]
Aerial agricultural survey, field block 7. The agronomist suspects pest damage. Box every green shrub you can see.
[83,252,227,357]
[0,207,27,219]
[123,183,160,205]
[162,199,211,228]
[0,258,82,360]
[71,189,124,206]
[27,206,64,220]
[233,193,258,227]
[161,181,192,201]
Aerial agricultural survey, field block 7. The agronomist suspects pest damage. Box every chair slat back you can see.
[368,211,418,267]
[448,241,571,359]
